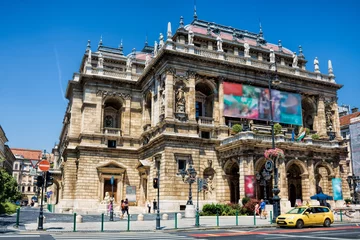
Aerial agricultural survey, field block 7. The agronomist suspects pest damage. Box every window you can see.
[14,163,18,170]
[108,140,116,148]
[196,102,202,118]
[178,160,187,171]
[27,186,31,192]
[21,186,25,193]
[201,131,210,139]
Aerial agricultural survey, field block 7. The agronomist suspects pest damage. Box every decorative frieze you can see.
[96,90,131,100]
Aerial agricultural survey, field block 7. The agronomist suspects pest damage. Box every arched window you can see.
[195,82,214,119]
[103,98,122,129]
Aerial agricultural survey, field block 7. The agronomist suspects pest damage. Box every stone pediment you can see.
[96,161,126,174]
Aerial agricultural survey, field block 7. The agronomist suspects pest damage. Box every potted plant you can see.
[344,198,352,206]
[274,123,282,135]
[311,133,320,140]
[232,124,243,134]
[264,148,285,160]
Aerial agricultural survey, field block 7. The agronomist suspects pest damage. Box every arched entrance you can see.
[228,163,239,203]
[287,165,302,207]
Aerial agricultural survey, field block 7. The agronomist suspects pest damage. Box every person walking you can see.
[124,198,129,217]
[255,203,260,216]
[147,200,151,213]
[259,199,266,219]
[120,199,125,219]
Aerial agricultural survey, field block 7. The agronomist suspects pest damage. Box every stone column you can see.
[238,157,245,200]
[164,68,175,120]
[187,71,196,122]
[307,160,316,196]
[279,159,288,200]
[301,174,310,201]
[62,155,77,200]
[123,98,131,136]
[314,95,327,137]
[218,78,225,125]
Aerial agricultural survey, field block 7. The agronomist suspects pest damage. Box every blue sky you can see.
[0,0,359,152]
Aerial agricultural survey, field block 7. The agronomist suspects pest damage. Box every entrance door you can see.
[229,164,240,204]
[289,184,296,207]
[104,179,117,202]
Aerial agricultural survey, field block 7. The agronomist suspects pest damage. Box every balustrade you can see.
[103,127,122,136]
[197,116,214,126]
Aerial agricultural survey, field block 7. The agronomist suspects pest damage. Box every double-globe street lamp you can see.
[178,164,197,217]
[256,168,272,203]
[268,62,281,222]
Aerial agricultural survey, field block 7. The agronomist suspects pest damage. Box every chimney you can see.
[352,107,358,113]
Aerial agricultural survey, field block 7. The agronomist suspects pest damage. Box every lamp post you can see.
[256,169,272,203]
[178,164,197,217]
[347,175,360,204]
[37,150,46,230]
[156,160,161,230]
[109,176,114,221]
[268,62,281,222]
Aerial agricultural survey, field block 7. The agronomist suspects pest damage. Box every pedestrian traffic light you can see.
[45,172,53,187]
[153,178,158,189]
[35,175,44,187]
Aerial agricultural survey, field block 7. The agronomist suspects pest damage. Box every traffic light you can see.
[35,175,44,188]
[153,178,158,189]
[45,172,54,187]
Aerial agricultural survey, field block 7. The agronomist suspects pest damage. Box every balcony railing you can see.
[197,116,214,126]
[103,127,122,136]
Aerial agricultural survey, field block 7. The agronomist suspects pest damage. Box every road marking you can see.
[264,233,353,240]
[0,235,41,238]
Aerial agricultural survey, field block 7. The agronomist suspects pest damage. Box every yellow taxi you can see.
[276,205,334,228]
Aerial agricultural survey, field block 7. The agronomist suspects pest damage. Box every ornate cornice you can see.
[96,90,131,100]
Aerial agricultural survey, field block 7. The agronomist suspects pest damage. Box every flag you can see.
[291,129,295,142]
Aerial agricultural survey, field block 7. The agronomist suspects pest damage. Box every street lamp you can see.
[37,150,46,230]
[268,62,281,222]
[109,176,114,221]
[256,169,272,203]
[156,160,161,230]
[178,164,197,217]
[347,175,360,204]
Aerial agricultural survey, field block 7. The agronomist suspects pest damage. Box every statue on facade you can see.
[216,35,223,52]
[159,33,164,48]
[101,192,110,204]
[292,52,298,68]
[87,49,92,66]
[145,54,151,68]
[314,57,320,72]
[244,41,250,58]
[269,48,275,63]
[98,53,104,68]
[154,41,158,56]
[176,86,186,113]
[126,56,132,72]
[188,30,194,45]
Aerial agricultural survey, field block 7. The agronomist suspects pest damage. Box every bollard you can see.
[216,211,219,227]
[195,211,199,227]
[127,214,130,231]
[16,208,20,228]
[175,212,178,229]
[73,213,77,232]
[101,213,104,232]
[269,211,273,224]
[235,210,238,226]
[254,211,256,225]
[340,210,343,222]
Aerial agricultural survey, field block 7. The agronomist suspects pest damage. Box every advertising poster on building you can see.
[332,178,343,200]
[126,186,136,202]
[245,175,255,198]
[350,117,360,176]
[223,82,303,125]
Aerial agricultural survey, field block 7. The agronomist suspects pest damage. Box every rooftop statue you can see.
[126,56,132,72]
[244,41,250,58]
[314,57,320,72]
[145,54,151,68]
[188,30,194,45]
[154,41,158,56]
[87,49,92,66]
[269,48,275,63]
[98,53,104,68]
[292,52,298,68]
[159,33,164,48]
[216,35,223,52]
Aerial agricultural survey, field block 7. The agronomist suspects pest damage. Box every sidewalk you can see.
[22,216,273,232]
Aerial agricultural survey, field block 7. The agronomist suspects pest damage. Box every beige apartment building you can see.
[55,17,348,214]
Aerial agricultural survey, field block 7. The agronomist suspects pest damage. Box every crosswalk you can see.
[50,232,206,240]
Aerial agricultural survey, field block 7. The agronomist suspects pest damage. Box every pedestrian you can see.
[124,198,129,216]
[153,199,157,213]
[120,199,125,219]
[259,199,266,219]
[255,203,260,216]
[147,199,151,213]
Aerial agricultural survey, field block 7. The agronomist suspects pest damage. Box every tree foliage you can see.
[0,168,22,203]
[274,123,282,135]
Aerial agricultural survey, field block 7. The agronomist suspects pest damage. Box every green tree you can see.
[0,168,22,202]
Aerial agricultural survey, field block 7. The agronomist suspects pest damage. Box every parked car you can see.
[276,205,334,229]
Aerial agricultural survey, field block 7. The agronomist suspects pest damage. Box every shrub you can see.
[241,197,250,206]
[243,198,259,215]
[232,124,243,133]
[274,123,282,135]
[311,134,320,140]
[0,202,18,214]
[201,203,244,216]
[305,128,310,135]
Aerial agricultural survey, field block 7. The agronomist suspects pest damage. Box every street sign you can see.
[265,160,274,172]
[30,160,39,168]
[29,167,37,176]
[197,178,203,192]
[38,160,50,172]
[110,176,114,185]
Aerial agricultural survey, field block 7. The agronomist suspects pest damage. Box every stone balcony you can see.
[197,116,214,126]
[221,131,340,148]
[103,127,122,137]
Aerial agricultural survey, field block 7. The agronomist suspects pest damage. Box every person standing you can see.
[147,200,151,213]
[120,199,125,219]
[124,198,129,217]
[259,199,266,219]
[255,203,260,216]
[153,199,157,213]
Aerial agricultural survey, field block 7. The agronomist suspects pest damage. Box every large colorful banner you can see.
[332,178,343,200]
[245,175,255,198]
[223,82,303,125]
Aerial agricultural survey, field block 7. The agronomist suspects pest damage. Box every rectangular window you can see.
[196,102,202,118]
[178,160,187,171]
[108,140,116,148]
[201,131,210,139]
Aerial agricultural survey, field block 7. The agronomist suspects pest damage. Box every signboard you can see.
[223,82,303,125]
[245,175,255,197]
[126,186,136,202]
[29,167,37,176]
[350,118,360,176]
[38,160,50,172]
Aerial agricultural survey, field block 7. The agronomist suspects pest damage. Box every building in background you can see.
[56,16,348,214]
[0,125,15,175]
[11,148,42,205]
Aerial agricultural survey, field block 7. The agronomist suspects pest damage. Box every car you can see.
[276,205,334,229]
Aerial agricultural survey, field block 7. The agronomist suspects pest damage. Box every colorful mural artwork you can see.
[223,82,303,125]
[245,175,255,198]
[332,178,343,201]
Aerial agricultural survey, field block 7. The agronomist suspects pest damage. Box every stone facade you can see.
[56,18,348,214]
[0,125,15,175]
